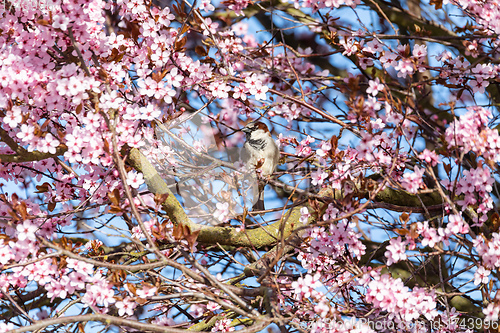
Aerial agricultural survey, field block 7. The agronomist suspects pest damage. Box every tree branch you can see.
[8,313,271,333]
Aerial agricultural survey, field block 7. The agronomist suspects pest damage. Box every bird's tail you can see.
[252,182,265,211]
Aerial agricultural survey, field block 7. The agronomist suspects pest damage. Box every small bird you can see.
[242,121,280,211]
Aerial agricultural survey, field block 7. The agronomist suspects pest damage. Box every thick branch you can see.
[8,313,271,333]
[0,127,67,163]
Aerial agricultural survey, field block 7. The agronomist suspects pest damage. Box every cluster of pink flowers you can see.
[211,318,235,332]
[415,214,469,248]
[298,220,366,274]
[456,0,500,34]
[473,233,500,270]
[445,106,500,162]
[291,272,323,301]
[400,166,425,194]
[366,273,438,322]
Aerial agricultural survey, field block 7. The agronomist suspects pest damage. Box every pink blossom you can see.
[158,7,175,27]
[232,85,247,100]
[253,84,269,100]
[165,67,183,87]
[296,135,315,156]
[201,17,219,36]
[418,149,440,166]
[380,52,397,68]
[52,15,70,31]
[446,214,469,235]
[366,78,384,96]
[417,221,441,248]
[212,318,234,332]
[39,133,60,154]
[322,203,338,221]
[116,297,136,316]
[0,323,14,332]
[363,39,384,54]
[126,170,144,189]
[16,220,38,242]
[214,202,230,222]
[473,266,490,285]
[483,303,499,322]
[470,78,489,94]
[384,237,407,266]
[100,91,124,110]
[400,166,425,194]
[244,74,268,100]
[311,169,328,186]
[299,207,311,223]
[200,0,215,12]
[367,274,437,321]
[340,37,358,56]
[291,272,322,300]
[136,285,157,298]
[0,241,14,265]
[3,106,22,128]
[394,58,415,78]
[316,141,332,158]
[16,123,35,142]
[209,81,231,99]
[207,301,221,311]
[45,280,70,301]
[412,44,427,58]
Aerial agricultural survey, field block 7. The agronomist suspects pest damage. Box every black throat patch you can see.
[248,138,267,150]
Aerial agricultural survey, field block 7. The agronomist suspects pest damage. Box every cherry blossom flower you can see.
[316,140,332,158]
[363,39,384,54]
[473,266,491,285]
[412,44,427,59]
[299,207,310,223]
[340,37,358,56]
[116,297,136,316]
[52,15,70,30]
[400,166,425,194]
[418,149,440,166]
[207,301,221,312]
[311,169,328,186]
[16,220,38,242]
[126,170,144,189]
[367,273,437,322]
[470,78,489,94]
[394,58,415,78]
[483,303,499,322]
[39,133,60,154]
[3,106,22,128]
[366,78,384,96]
[212,318,234,332]
[209,80,231,99]
[0,241,14,265]
[291,272,322,300]
[417,221,441,248]
[158,7,175,27]
[214,202,230,222]
[385,237,407,265]
[446,214,469,235]
[200,0,215,12]
[380,52,397,68]
[0,323,14,332]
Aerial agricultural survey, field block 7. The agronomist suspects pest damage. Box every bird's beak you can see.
[241,127,250,134]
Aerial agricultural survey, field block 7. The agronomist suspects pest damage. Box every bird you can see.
[242,121,280,211]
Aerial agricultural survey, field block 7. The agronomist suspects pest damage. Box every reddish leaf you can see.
[35,182,52,193]
[48,200,56,212]
[154,193,169,207]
